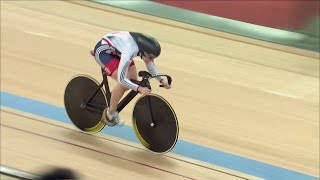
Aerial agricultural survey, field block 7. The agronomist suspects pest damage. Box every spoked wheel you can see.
[64,75,107,134]
[132,94,179,154]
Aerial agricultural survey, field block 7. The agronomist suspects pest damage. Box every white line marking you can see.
[262,90,299,99]
[24,31,50,38]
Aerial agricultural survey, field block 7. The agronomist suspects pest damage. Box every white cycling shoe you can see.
[101,108,124,127]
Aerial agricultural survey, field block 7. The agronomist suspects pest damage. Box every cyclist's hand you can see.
[138,86,152,95]
[160,79,171,89]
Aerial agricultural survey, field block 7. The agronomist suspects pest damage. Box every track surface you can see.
[1,1,319,179]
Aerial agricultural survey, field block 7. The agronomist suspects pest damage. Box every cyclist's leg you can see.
[109,61,137,113]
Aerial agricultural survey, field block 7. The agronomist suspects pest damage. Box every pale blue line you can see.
[0,91,318,180]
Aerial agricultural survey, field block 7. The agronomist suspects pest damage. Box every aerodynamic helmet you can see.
[130,32,161,58]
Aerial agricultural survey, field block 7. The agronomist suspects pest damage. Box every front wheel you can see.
[132,94,179,154]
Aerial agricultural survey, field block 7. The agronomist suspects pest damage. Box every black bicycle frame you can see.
[83,69,151,113]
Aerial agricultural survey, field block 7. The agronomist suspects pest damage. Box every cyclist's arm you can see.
[117,51,139,91]
[146,61,162,82]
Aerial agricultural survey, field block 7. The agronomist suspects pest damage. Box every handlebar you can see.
[137,71,172,88]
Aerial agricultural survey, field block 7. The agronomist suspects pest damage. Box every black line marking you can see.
[1,124,197,180]
[1,109,252,179]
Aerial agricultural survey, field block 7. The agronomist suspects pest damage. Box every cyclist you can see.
[91,31,171,126]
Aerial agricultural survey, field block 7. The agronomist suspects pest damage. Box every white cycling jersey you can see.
[102,31,161,91]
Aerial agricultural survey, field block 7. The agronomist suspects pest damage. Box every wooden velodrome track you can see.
[1,1,319,179]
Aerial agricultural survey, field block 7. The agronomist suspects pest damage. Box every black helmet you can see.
[130,32,161,58]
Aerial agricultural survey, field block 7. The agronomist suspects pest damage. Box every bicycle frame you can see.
[83,69,152,113]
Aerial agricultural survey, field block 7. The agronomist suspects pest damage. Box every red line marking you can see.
[1,124,197,180]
